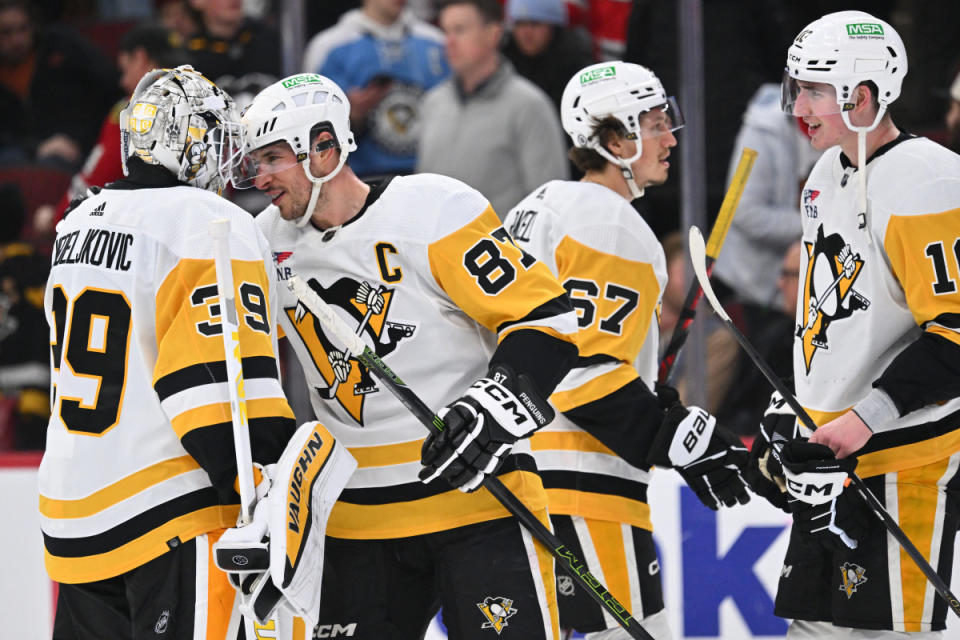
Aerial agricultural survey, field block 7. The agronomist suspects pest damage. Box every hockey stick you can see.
[687,226,960,619]
[657,147,757,384]
[210,219,256,525]
[287,276,654,640]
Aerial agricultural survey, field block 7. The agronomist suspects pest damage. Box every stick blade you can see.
[688,226,730,323]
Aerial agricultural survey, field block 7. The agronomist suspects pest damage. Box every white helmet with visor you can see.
[781,10,906,133]
[560,61,684,199]
[235,73,357,227]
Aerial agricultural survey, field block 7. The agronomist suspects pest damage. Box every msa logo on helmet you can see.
[579,65,616,85]
[282,73,324,89]
[846,22,884,38]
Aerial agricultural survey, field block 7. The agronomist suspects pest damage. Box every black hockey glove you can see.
[744,391,796,512]
[419,365,554,492]
[780,440,871,553]
[648,405,751,510]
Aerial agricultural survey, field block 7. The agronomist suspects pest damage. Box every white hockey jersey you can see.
[258,173,578,539]
[795,135,960,478]
[505,180,667,530]
[40,184,296,583]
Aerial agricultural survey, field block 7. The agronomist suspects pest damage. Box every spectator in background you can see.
[302,0,449,178]
[0,0,120,166]
[46,23,186,225]
[0,184,49,450]
[184,0,280,89]
[502,0,594,110]
[418,0,568,217]
[946,70,960,154]
[713,83,820,332]
[659,232,739,417]
[157,0,199,39]
[566,0,631,61]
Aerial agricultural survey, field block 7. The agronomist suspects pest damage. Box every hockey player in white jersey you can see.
[746,11,960,638]
[502,61,751,639]
[40,66,307,639]
[236,73,580,638]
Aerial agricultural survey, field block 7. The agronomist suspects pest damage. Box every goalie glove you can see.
[419,365,553,493]
[648,405,751,510]
[780,440,870,552]
[214,421,357,628]
[744,391,796,512]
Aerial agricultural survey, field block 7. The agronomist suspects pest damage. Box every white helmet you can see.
[782,10,907,132]
[237,73,357,227]
[561,61,683,199]
[120,65,245,194]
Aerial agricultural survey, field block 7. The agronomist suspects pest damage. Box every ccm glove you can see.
[648,405,751,510]
[420,365,553,492]
[744,391,796,512]
[780,440,871,552]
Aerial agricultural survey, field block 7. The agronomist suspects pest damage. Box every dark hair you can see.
[119,22,184,68]
[436,0,503,23]
[568,115,626,173]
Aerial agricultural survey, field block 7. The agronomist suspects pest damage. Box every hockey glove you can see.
[744,391,796,512]
[419,365,553,492]
[648,405,751,510]
[780,440,871,552]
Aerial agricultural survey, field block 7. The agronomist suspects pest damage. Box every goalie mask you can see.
[561,61,684,199]
[781,10,906,133]
[235,73,358,227]
[120,65,245,194]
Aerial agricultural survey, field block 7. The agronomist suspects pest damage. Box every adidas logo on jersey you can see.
[91,202,106,216]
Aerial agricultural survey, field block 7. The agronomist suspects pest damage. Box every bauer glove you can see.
[780,440,871,552]
[419,365,553,492]
[648,405,751,510]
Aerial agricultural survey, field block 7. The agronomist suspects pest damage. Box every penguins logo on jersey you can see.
[477,596,517,634]
[798,225,870,373]
[839,562,868,599]
[286,277,416,425]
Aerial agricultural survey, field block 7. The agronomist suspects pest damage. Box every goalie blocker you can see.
[214,421,356,627]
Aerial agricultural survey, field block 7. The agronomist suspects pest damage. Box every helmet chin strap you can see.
[290,151,350,228]
[840,105,887,246]
[595,144,645,200]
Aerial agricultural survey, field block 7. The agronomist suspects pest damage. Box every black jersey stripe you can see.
[154,356,280,400]
[339,453,538,505]
[538,470,649,503]
[43,488,223,558]
[495,294,573,334]
[929,313,960,330]
[574,353,620,368]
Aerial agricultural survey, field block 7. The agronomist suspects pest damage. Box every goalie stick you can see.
[288,276,655,640]
[687,225,960,619]
[657,147,757,384]
[210,219,256,525]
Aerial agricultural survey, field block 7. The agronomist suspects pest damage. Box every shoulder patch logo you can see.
[477,596,517,634]
[798,224,870,373]
[802,189,820,218]
[839,562,868,598]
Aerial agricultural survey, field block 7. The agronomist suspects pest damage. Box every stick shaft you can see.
[288,276,654,640]
[687,226,960,619]
[658,147,757,384]
[210,219,256,525]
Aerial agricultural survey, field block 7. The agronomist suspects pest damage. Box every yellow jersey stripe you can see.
[531,430,617,456]
[170,397,294,438]
[326,470,547,539]
[348,439,424,468]
[587,518,635,614]
[551,364,638,413]
[544,488,652,531]
[45,505,236,583]
[39,455,201,518]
